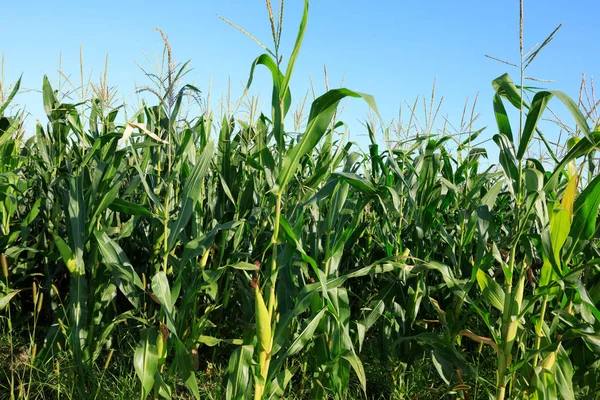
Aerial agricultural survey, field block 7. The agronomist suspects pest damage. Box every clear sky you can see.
[2,0,599,155]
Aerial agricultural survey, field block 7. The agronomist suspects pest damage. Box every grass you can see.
[0,329,476,399]
[1,0,600,399]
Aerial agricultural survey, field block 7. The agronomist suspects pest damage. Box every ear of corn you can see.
[1,253,8,279]
[253,280,271,399]
[254,282,271,353]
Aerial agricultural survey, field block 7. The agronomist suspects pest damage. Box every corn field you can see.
[2,1,600,399]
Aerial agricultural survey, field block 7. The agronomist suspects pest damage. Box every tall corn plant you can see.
[482,69,600,399]
[0,76,31,399]
[31,76,152,394]
[350,129,494,395]
[221,1,383,398]
[20,53,218,397]
[0,76,24,280]
[463,4,600,397]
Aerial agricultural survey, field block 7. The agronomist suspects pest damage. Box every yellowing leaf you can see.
[561,163,578,218]
[122,122,169,144]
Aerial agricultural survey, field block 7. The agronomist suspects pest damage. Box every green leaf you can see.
[0,289,21,310]
[570,173,600,244]
[42,75,58,118]
[555,346,575,400]
[167,141,214,251]
[493,92,513,142]
[535,368,558,400]
[492,73,524,110]
[271,291,318,355]
[280,0,308,100]
[548,90,591,141]
[198,335,221,346]
[524,168,544,193]
[109,198,153,216]
[90,311,142,362]
[476,269,505,312]
[226,345,254,400]
[493,133,520,197]
[341,351,366,395]
[550,208,570,266]
[89,178,123,233]
[152,271,174,314]
[94,229,144,308]
[517,91,553,160]
[51,233,74,272]
[229,261,260,271]
[544,133,600,192]
[134,329,159,399]
[0,76,21,115]
[332,172,377,195]
[246,54,290,151]
[181,221,241,266]
[274,89,378,194]
[0,117,20,147]
[21,198,42,227]
[266,368,295,400]
[155,374,173,399]
[173,338,200,399]
[64,175,86,276]
[268,308,327,381]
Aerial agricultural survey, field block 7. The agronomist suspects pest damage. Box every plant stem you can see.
[163,183,171,274]
[533,296,548,366]
[268,194,282,320]
[496,248,516,400]
[256,193,282,399]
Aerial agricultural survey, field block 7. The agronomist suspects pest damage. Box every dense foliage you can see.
[2,1,600,399]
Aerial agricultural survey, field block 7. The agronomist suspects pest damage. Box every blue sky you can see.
[2,0,599,155]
